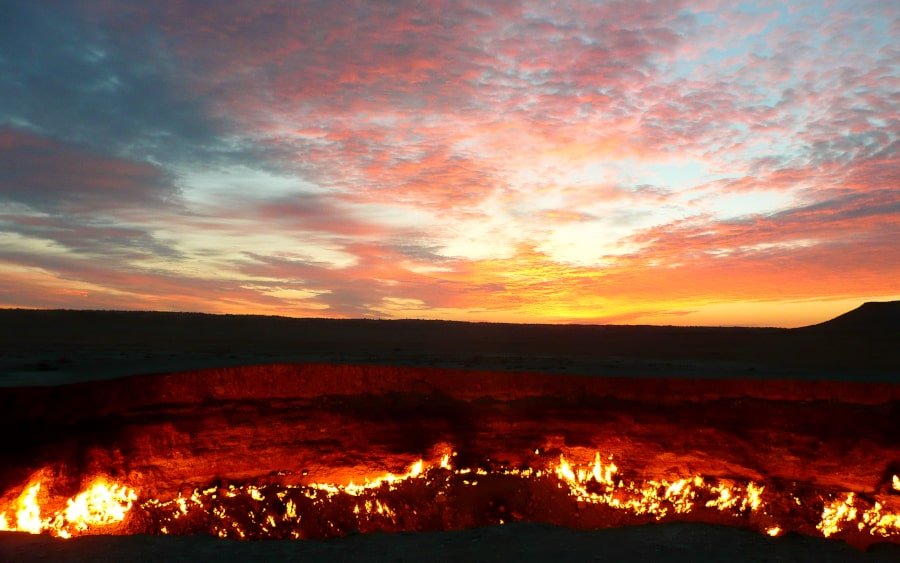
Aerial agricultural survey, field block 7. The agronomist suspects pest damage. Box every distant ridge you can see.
[1,305,898,381]
[804,301,900,331]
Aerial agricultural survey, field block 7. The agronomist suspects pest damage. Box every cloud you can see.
[0,2,239,165]
[610,187,900,302]
[0,213,180,261]
[236,241,457,317]
[0,127,179,212]
[1,0,898,325]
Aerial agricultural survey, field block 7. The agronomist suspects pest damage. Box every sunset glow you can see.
[1,1,898,325]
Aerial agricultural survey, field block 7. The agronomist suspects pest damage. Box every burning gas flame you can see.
[0,478,136,538]
[307,458,426,498]
[818,493,858,538]
[549,452,764,520]
[816,492,900,539]
[861,502,900,538]
[13,483,42,534]
[2,449,898,543]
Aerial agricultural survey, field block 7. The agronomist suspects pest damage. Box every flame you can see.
[813,492,900,539]
[550,453,760,520]
[285,499,297,519]
[556,455,576,482]
[139,456,440,539]
[0,477,136,538]
[2,448,898,543]
[818,493,858,538]
[706,484,737,510]
[308,458,428,498]
[56,480,137,533]
[893,475,900,492]
[744,482,764,512]
[15,483,42,534]
[861,502,900,538]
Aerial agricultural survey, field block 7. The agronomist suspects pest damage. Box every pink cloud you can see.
[0,128,178,212]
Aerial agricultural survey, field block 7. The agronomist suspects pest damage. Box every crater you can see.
[1,363,898,548]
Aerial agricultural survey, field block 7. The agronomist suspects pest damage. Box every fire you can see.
[53,480,137,536]
[551,453,760,520]
[818,493,858,538]
[745,482,764,512]
[0,477,136,538]
[861,502,900,538]
[813,492,900,539]
[14,483,42,534]
[2,448,899,544]
[308,458,427,498]
[893,475,900,492]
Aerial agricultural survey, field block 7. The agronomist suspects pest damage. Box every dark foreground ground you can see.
[3,522,900,563]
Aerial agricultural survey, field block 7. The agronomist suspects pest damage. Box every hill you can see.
[804,300,900,331]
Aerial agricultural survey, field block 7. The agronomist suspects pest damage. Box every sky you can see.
[0,0,898,327]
